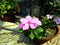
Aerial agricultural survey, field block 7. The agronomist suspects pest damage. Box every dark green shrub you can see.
[0,0,19,17]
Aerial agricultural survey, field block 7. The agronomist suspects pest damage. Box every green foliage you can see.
[49,0,60,15]
[33,27,44,39]
[32,0,60,16]
[19,26,45,40]
[18,29,23,32]
[0,0,19,17]
[29,32,35,39]
[34,27,44,33]
[41,16,56,29]
[46,30,51,34]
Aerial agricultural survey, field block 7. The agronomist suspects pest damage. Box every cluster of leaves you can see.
[19,26,45,40]
[41,16,56,29]
[50,0,60,15]
[38,0,60,15]
[41,0,60,16]
[0,0,19,17]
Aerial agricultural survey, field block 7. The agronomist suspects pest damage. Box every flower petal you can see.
[20,18,28,24]
[47,15,50,19]
[25,15,32,21]
[19,23,24,29]
[31,17,39,23]
[54,18,60,24]
[23,24,29,30]
[50,16,53,19]
[30,23,37,29]
[31,17,42,25]
[46,14,53,19]
[36,21,42,25]
[55,21,59,24]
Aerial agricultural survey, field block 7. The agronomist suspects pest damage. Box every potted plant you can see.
[0,0,19,22]
[18,15,60,45]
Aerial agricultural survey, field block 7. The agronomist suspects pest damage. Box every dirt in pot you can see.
[34,28,57,45]
[43,28,57,40]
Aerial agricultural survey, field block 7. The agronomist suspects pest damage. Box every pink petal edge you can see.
[23,24,29,30]
[30,23,37,29]
[19,23,24,29]
[25,15,32,21]
[20,18,28,24]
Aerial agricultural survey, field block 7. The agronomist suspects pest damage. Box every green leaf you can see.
[7,5,11,10]
[29,32,35,39]
[33,27,44,39]
[49,2,53,5]
[44,17,48,20]
[1,11,7,14]
[46,30,51,34]
[34,29,44,39]
[36,35,42,39]
[34,31,43,39]
[18,29,23,33]
[34,27,44,33]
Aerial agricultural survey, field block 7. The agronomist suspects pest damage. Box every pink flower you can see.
[19,15,42,30]
[46,14,53,19]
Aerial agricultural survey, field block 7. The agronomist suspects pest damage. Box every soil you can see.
[0,14,15,23]
[42,28,57,40]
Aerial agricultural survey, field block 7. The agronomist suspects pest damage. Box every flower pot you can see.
[34,25,60,45]
[55,25,60,37]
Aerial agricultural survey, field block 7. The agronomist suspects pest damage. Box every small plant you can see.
[18,15,60,40]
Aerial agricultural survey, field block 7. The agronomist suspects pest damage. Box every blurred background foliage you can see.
[0,0,20,17]
[19,0,60,17]
[38,0,60,16]
[0,0,60,17]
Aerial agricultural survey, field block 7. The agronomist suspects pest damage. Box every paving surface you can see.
[42,35,60,45]
[0,20,60,45]
[0,21,35,45]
